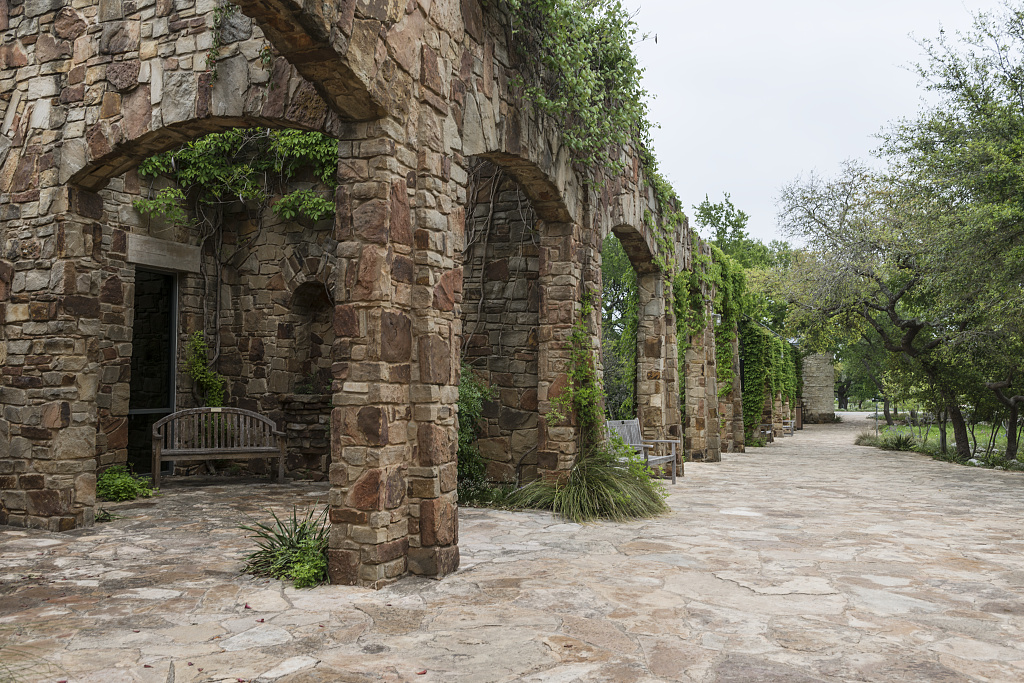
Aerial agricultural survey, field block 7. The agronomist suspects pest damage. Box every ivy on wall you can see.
[739,320,798,435]
[711,245,745,399]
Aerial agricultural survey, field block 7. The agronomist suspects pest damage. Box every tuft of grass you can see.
[240,506,329,589]
[507,437,669,523]
[855,431,880,447]
[0,624,61,682]
[96,465,154,502]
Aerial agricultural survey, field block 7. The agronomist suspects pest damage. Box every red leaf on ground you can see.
[256,618,264,623]
[417,671,427,676]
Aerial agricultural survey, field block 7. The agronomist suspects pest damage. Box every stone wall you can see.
[462,161,539,483]
[801,353,835,423]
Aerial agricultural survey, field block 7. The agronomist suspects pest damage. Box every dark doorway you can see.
[127,269,176,473]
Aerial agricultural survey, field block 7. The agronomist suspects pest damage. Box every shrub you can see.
[508,436,669,523]
[880,432,917,451]
[457,364,498,503]
[855,431,880,447]
[240,506,329,589]
[96,465,154,502]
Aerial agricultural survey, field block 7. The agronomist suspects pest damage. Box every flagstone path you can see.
[3,413,1024,682]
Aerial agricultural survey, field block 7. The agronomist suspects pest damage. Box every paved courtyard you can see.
[2,414,1024,682]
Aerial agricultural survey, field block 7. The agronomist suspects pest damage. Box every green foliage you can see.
[96,465,154,502]
[185,331,226,407]
[881,432,918,452]
[710,245,745,398]
[508,435,669,522]
[133,127,338,227]
[739,321,798,436]
[502,0,651,173]
[550,292,605,451]
[600,235,638,419]
[240,506,329,589]
[457,364,497,502]
[205,3,237,80]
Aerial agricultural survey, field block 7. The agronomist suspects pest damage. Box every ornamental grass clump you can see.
[96,465,154,502]
[240,506,329,589]
[509,436,669,523]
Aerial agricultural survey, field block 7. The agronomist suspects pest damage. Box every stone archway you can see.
[1,0,732,587]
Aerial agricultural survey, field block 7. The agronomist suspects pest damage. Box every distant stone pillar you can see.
[684,243,720,463]
[801,353,836,423]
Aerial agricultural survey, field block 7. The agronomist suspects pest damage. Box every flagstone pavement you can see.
[3,413,1024,682]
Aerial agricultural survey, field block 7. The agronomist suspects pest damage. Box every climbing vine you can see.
[551,292,606,452]
[184,331,226,407]
[500,0,652,173]
[738,321,798,436]
[711,245,745,398]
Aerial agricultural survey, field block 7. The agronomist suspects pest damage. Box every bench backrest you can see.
[607,418,644,446]
[153,407,282,454]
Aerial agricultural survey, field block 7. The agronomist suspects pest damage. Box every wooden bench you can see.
[758,423,775,443]
[781,420,795,436]
[606,418,679,484]
[152,407,286,488]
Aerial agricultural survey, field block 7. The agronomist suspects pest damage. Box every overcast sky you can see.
[623,0,1008,242]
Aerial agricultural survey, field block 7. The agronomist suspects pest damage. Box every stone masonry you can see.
[1,0,733,586]
[801,352,836,424]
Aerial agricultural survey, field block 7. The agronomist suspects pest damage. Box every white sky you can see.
[623,0,1008,242]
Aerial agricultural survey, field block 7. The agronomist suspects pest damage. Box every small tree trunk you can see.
[1007,404,1020,460]
[939,410,948,454]
[883,399,894,426]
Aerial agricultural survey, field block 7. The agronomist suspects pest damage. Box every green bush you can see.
[96,465,154,502]
[240,506,329,589]
[880,432,917,451]
[508,436,669,523]
[457,364,498,503]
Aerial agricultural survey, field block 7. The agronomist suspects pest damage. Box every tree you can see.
[778,162,979,458]
[693,193,791,269]
[600,235,639,419]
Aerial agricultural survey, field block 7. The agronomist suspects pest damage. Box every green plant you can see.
[185,331,226,407]
[96,465,154,502]
[880,432,917,452]
[457,364,498,503]
[94,508,119,523]
[240,506,329,589]
[855,431,880,447]
[550,292,605,451]
[508,435,669,523]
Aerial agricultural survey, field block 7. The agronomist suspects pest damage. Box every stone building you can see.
[0,0,737,586]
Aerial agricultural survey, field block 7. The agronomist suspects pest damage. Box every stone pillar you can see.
[801,353,836,423]
[406,145,463,584]
[636,271,666,441]
[773,392,784,437]
[536,220,583,478]
[1,198,105,531]
[326,126,415,588]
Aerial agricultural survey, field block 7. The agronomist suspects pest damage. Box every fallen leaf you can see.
[144,665,153,668]
[417,671,428,675]
[244,603,251,609]
[256,618,264,623]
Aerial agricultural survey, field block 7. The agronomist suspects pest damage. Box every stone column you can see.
[773,392,784,437]
[406,146,463,583]
[801,353,836,423]
[0,194,106,531]
[326,125,415,588]
[536,220,583,478]
[636,271,667,442]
